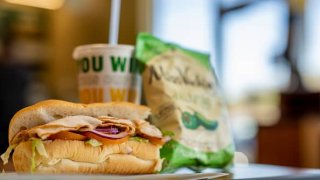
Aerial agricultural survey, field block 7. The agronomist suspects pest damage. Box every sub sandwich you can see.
[1,100,168,174]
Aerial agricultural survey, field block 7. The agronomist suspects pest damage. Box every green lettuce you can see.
[0,144,17,165]
[161,130,175,137]
[31,140,37,173]
[85,139,102,147]
[30,138,49,173]
[129,136,149,143]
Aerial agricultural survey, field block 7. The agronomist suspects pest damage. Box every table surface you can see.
[227,164,320,179]
[171,163,320,179]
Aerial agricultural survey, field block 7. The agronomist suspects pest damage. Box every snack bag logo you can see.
[148,65,212,89]
[181,111,218,131]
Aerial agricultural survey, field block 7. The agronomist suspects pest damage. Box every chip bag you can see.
[135,33,234,172]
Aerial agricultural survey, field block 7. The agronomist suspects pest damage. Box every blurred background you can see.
[0,0,319,169]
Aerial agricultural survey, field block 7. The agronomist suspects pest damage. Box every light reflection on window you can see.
[222,0,287,100]
[304,0,320,91]
[153,0,291,100]
[152,0,215,55]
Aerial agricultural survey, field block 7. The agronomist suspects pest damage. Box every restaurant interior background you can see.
[0,0,319,169]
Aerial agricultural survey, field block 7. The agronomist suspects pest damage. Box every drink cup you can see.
[73,44,140,104]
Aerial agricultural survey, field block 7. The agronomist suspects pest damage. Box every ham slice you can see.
[97,116,136,136]
[11,115,164,145]
[12,115,102,143]
[133,119,162,139]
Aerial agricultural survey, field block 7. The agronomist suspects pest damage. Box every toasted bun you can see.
[9,100,150,144]
[13,140,162,174]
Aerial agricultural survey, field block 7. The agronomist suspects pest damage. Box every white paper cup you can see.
[73,44,141,104]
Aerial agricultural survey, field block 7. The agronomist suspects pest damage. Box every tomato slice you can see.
[82,132,129,145]
[140,135,167,146]
[48,131,88,141]
[150,137,166,146]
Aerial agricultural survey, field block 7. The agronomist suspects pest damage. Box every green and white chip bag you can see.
[135,33,234,172]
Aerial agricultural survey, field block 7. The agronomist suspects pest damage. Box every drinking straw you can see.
[109,0,121,44]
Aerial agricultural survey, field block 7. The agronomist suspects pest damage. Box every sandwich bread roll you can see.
[2,100,166,174]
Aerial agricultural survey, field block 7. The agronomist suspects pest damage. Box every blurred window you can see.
[152,0,216,60]
[304,0,320,91]
[152,0,288,101]
[222,0,287,100]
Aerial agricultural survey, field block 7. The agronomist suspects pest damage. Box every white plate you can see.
[0,172,228,180]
